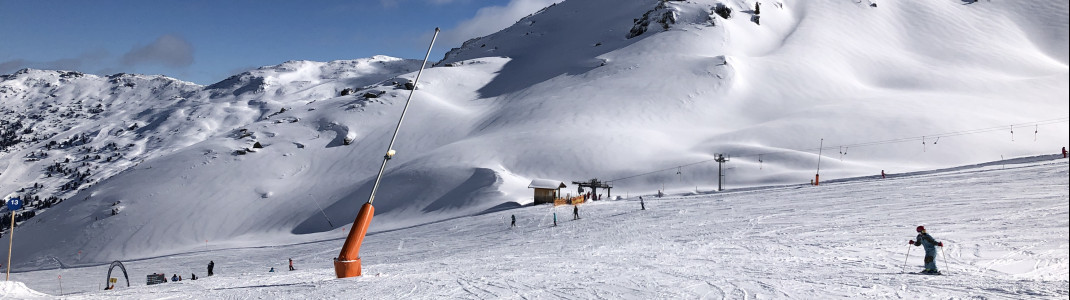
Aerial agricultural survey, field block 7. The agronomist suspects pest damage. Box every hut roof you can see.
[528,179,566,189]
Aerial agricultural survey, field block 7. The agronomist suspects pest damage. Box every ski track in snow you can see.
[7,159,1067,299]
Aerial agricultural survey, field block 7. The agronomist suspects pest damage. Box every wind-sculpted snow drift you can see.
[0,0,1066,268]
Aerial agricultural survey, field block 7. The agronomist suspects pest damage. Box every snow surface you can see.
[0,281,50,299]
[0,0,1067,293]
[7,157,1069,298]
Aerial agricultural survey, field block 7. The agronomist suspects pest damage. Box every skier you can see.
[640,196,645,210]
[207,260,214,276]
[573,205,580,220]
[289,258,295,271]
[881,170,886,179]
[510,215,516,227]
[553,211,558,226]
[909,226,944,274]
[1063,147,1067,158]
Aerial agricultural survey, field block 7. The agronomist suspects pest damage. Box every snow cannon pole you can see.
[334,203,374,278]
[335,27,439,279]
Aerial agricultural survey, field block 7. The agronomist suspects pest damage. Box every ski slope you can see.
[8,156,1068,298]
[1,0,1067,286]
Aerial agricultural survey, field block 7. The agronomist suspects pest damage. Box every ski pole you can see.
[902,244,912,273]
[940,245,950,274]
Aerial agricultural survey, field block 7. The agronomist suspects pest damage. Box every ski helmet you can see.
[916,226,925,232]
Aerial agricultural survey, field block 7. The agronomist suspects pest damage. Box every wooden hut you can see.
[528,179,566,205]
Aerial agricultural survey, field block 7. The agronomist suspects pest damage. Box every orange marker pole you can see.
[335,27,439,279]
[814,138,823,186]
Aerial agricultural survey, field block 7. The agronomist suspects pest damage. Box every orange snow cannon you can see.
[335,202,374,278]
[333,27,439,279]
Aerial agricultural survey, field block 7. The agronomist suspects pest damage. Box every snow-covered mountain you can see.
[1,0,1067,270]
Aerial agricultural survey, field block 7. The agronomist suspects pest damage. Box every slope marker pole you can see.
[6,208,14,281]
[815,138,823,185]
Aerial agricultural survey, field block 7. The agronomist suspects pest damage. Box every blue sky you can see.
[1,0,560,85]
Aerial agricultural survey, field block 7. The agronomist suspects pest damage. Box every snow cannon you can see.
[335,202,374,278]
[334,27,439,279]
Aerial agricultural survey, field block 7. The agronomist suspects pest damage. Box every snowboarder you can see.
[640,196,645,210]
[207,260,215,276]
[510,215,516,227]
[289,258,295,271]
[573,205,579,220]
[909,226,944,274]
[191,273,197,280]
[269,267,275,272]
[171,274,179,282]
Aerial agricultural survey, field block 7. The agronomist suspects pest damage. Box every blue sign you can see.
[6,197,21,211]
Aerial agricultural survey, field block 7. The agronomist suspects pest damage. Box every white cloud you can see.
[440,0,563,47]
[121,34,194,68]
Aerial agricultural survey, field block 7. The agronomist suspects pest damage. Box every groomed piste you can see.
[7,156,1069,298]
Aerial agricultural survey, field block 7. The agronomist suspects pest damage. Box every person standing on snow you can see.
[640,196,645,210]
[208,260,215,276]
[511,214,516,227]
[573,205,580,220]
[910,226,944,274]
[289,258,295,271]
